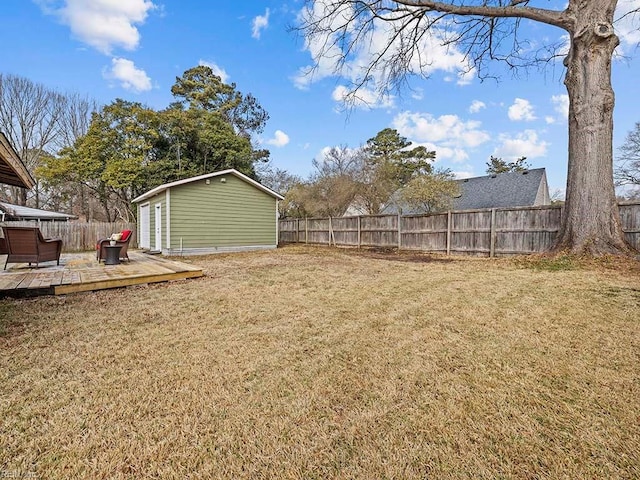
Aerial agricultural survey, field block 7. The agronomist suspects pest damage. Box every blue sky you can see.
[2,0,640,195]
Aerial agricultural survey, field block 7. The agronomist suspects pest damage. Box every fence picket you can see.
[0,221,137,252]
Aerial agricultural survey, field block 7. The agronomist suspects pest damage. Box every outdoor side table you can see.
[104,245,123,265]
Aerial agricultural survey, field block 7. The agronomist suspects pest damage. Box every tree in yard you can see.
[0,73,66,207]
[286,130,438,217]
[37,66,273,221]
[285,175,359,217]
[171,65,269,139]
[356,128,436,214]
[298,0,639,254]
[295,145,363,217]
[156,105,259,180]
[400,169,460,213]
[365,128,435,185]
[486,156,531,174]
[39,99,158,222]
[256,163,304,217]
[46,93,99,219]
[168,66,270,178]
[615,121,640,198]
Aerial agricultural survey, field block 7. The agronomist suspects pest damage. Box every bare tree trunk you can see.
[555,9,632,254]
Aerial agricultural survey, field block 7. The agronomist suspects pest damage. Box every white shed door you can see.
[140,204,150,249]
[154,204,162,251]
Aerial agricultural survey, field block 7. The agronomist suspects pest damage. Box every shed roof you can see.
[453,168,547,210]
[0,201,77,221]
[0,132,35,189]
[132,169,284,204]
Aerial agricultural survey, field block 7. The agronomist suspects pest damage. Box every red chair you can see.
[97,229,132,262]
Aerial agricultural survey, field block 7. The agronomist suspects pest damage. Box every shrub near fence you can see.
[0,221,137,253]
[279,202,640,256]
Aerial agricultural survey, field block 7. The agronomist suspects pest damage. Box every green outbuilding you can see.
[131,169,283,255]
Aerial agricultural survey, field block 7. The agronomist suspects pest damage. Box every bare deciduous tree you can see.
[0,73,66,206]
[54,93,99,219]
[56,93,98,151]
[615,121,640,198]
[297,0,639,254]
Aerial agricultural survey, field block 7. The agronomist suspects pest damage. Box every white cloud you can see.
[508,98,537,121]
[199,60,229,83]
[103,57,152,92]
[266,130,290,147]
[469,100,486,114]
[545,116,556,124]
[411,142,469,163]
[456,68,475,86]
[392,111,490,164]
[39,0,155,55]
[494,130,548,159]
[252,8,270,39]
[411,88,424,101]
[551,94,569,120]
[393,111,490,148]
[332,85,394,109]
[294,2,473,106]
[615,0,640,49]
[452,170,474,179]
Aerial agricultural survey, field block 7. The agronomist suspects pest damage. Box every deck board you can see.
[0,251,203,297]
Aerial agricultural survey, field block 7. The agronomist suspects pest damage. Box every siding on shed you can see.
[168,174,277,250]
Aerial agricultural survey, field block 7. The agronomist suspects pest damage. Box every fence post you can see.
[357,216,361,249]
[328,216,333,246]
[305,218,308,244]
[490,208,496,258]
[296,218,300,243]
[397,213,402,250]
[446,211,452,255]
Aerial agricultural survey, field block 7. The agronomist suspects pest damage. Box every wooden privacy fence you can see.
[279,202,640,256]
[0,221,137,252]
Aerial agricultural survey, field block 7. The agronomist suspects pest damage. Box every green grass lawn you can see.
[1,246,639,479]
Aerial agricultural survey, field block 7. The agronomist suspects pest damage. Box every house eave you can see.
[0,132,35,189]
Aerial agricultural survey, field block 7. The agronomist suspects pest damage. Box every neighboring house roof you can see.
[0,132,35,189]
[132,169,285,204]
[453,168,549,210]
[377,168,550,215]
[0,201,77,221]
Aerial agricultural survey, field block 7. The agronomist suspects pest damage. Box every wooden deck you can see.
[0,251,203,297]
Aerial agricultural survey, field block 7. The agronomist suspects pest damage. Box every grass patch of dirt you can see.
[1,245,639,479]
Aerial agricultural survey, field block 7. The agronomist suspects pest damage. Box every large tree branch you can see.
[394,0,570,30]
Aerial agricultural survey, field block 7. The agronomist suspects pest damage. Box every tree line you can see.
[0,66,271,221]
[2,65,639,237]
[0,73,97,211]
[262,128,460,218]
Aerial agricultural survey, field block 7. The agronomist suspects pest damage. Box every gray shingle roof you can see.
[452,168,547,210]
[0,202,76,221]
